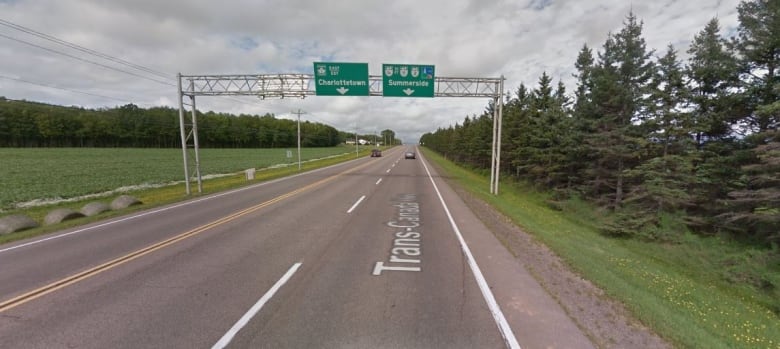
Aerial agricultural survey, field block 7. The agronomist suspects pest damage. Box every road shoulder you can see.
[441,175,671,348]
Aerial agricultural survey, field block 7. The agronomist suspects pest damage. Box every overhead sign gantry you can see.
[177,63,504,196]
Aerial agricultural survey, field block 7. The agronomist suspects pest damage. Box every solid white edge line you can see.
[420,155,522,349]
[347,195,367,214]
[211,262,302,349]
[0,157,365,255]
[375,178,383,185]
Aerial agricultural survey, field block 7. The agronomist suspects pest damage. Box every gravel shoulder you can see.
[447,182,671,349]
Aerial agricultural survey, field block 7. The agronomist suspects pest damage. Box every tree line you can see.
[0,99,354,148]
[422,0,778,246]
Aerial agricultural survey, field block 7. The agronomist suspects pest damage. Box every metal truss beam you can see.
[179,74,503,99]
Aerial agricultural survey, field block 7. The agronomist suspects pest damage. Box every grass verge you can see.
[0,148,374,245]
[422,148,779,349]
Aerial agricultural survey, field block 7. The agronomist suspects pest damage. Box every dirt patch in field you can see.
[448,184,671,349]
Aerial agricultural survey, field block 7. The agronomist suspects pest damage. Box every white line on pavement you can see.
[420,155,522,349]
[211,262,302,349]
[375,178,383,185]
[347,195,367,214]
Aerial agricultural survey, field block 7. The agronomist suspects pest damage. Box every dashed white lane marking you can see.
[347,195,367,214]
[376,178,383,185]
[212,262,302,349]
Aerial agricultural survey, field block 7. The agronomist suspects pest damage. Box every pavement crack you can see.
[1,313,23,323]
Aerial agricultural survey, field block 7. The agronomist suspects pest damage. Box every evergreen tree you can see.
[584,12,656,208]
[569,45,597,189]
[609,45,696,240]
[685,18,745,232]
[650,45,693,159]
[523,73,556,183]
[573,44,595,109]
[686,18,741,144]
[732,0,780,133]
[720,129,780,243]
[503,84,533,179]
[528,74,572,187]
[719,0,780,243]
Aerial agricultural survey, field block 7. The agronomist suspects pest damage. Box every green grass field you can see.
[0,147,358,210]
[422,148,779,349]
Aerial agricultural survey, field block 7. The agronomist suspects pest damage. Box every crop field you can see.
[0,147,357,210]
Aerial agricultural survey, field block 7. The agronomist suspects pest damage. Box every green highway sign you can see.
[382,64,435,97]
[313,62,369,96]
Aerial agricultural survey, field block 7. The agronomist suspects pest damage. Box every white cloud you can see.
[0,0,743,142]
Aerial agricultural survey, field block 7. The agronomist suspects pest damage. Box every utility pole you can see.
[291,109,305,170]
[355,119,359,158]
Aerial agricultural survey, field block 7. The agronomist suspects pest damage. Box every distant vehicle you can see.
[404,151,416,159]
[371,149,382,157]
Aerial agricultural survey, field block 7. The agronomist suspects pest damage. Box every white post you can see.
[495,75,505,195]
[177,73,190,195]
[489,76,505,195]
[190,90,202,193]
[490,100,498,194]
[355,119,359,158]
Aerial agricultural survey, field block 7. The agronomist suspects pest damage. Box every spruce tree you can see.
[685,18,744,232]
[585,12,656,208]
[610,45,696,240]
[720,129,780,243]
[502,83,531,179]
[720,0,780,243]
[569,45,597,190]
[732,0,780,133]
[687,18,741,144]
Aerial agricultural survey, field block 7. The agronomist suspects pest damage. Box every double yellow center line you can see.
[0,161,372,313]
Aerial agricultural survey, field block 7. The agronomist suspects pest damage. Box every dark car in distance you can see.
[371,149,382,157]
[404,151,416,159]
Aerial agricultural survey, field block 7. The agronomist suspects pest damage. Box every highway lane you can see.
[0,147,594,348]
[230,152,507,348]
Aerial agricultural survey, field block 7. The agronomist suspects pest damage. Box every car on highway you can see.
[371,149,382,157]
[404,151,416,159]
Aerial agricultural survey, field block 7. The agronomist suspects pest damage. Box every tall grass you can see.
[422,148,779,349]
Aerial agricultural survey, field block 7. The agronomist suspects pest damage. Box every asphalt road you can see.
[0,147,595,349]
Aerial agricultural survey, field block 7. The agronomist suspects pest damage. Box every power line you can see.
[0,74,130,102]
[0,33,175,87]
[0,19,289,113]
[0,18,172,80]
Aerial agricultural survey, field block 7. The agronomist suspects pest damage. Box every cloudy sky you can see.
[0,0,742,143]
